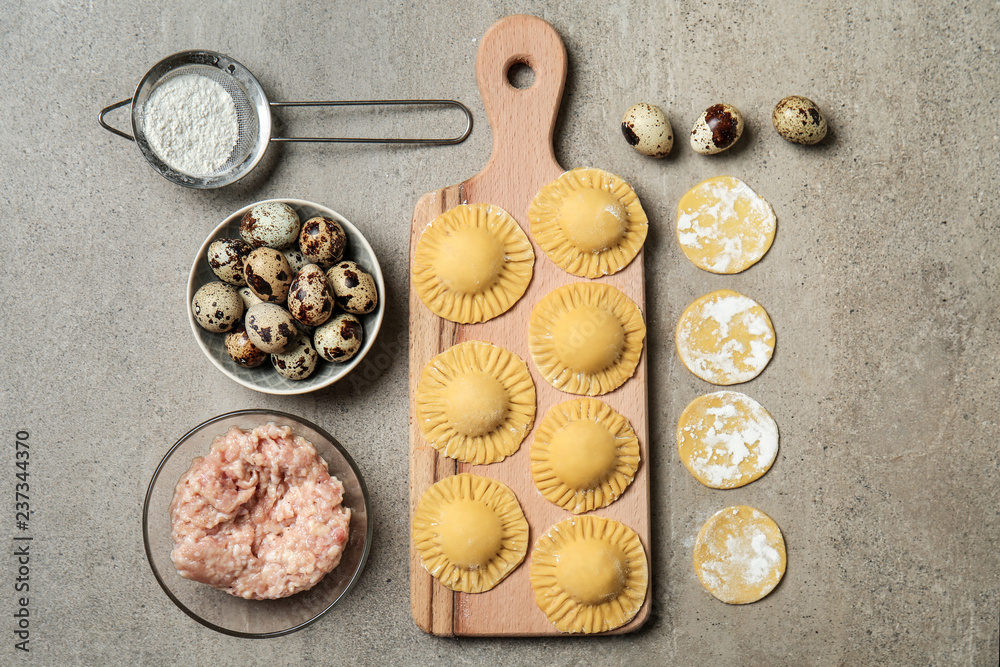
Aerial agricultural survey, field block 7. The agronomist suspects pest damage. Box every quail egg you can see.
[690,103,744,155]
[314,313,364,363]
[282,247,310,274]
[287,264,335,326]
[207,238,252,286]
[224,326,268,368]
[271,335,320,380]
[238,285,264,311]
[326,260,379,315]
[240,201,301,249]
[621,103,673,158]
[299,216,347,268]
[192,282,243,333]
[245,247,293,304]
[772,95,827,145]
[245,302,298,354]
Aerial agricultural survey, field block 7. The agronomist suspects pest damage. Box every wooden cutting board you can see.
[408,14,650,637]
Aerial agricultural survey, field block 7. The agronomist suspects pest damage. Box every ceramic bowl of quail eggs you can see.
[188,199,385,395]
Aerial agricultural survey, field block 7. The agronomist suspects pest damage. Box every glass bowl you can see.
[142,410,372,637]
[187,199,386,395]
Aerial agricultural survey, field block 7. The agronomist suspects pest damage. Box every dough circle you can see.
[412,473,529,593]
[676,176,776,274]
[530,515,648,633]
[529,168,648,278]
[675,289,775,385]
[416,341,536,464]
[693,505,786,604]
[677,391,779,489]
[530,398,640,513]
[413,203,534,323]
[529,282,646,396]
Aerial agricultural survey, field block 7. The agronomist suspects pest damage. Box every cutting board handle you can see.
[468,15,567,192]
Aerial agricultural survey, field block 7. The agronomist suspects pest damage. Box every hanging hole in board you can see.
[507,60,535,89]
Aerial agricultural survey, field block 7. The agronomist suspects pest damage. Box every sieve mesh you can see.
[129,52,271,188]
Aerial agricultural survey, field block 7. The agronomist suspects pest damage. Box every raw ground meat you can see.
[169,423,351,599]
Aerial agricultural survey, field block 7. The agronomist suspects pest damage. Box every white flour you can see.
[143,73,238,177]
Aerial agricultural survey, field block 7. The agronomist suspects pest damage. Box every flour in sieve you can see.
[143,73,238,177]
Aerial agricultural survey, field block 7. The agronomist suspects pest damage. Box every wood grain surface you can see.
[408,14,650,637]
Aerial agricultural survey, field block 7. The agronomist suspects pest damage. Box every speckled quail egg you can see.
[621,103,673,158]
[690,103,744,155]
[287,264,335,326]
[238,285,264,311]
[224,326,268,368]
[245,247,293,304]
[207,238,252,286]
[271,335,320,380]
[314,313,364,363]
[244,303,298,354]
[772,95,827,145]
[240,201,301,249]
[192,282,243,333]
[282,247,310,274]
[299,216,347,268]
[326,260,379,315]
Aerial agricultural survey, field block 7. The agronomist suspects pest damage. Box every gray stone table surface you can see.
[1,0,998,664]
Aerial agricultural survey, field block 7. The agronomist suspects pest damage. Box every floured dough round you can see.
[416,341,536,464]
[413,203,534,323]
[529,168,648,278]
[693,505,786,604]
[530,398,640,513]
[530,515,648,633]
[677,391,778,489]
[676,176,776,274]
[529,282,646,396]
[412,473,529,593]
[675,289,775,385]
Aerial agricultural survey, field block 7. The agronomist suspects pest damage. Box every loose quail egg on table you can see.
[621,103,673,158]
[772,95,828,145]
[691,103,744,155]
[188,199,386,395]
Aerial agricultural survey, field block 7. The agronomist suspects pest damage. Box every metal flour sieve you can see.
[99,50,472,189]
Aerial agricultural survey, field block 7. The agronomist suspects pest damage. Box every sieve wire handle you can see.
[268,99,472,145]
[98,99,135,141]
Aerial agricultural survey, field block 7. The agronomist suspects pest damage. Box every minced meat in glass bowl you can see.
[143,410,371,637]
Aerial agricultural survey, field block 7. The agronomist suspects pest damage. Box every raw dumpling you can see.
[530,398,640,513]
[530,515,648,633]
[529,282,646,396]
[529,168,648,278]
[412,203,534,323]
[415,341,536,464]
[412,473,529,593]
